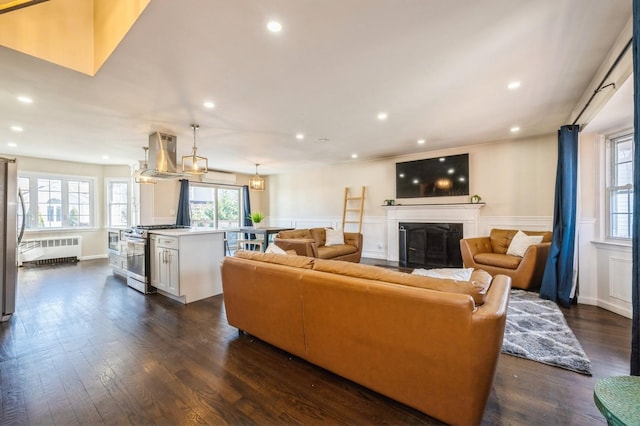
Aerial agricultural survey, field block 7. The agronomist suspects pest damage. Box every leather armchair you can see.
[274,228,363,263]
[460,228,552,290]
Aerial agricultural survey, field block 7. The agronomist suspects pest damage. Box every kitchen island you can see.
[149,228,225,304]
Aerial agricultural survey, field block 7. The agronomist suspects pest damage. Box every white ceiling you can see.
[0,0,632,176]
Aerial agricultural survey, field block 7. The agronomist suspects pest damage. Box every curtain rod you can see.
[572,37,633,127]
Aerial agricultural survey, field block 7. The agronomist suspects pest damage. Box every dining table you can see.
[226,226,294,252]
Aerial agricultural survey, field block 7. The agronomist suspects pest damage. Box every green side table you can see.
[594,376,640,426]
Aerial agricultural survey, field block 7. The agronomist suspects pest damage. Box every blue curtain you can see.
[539,125,579,308]
[631,0,640,376]
[176,179,191,227]
[242,185,252,226]
[242,185,255,241]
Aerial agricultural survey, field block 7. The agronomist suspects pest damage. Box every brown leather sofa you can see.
[274,227,362,262]
[460,228,552,290]
[221,250,511,425]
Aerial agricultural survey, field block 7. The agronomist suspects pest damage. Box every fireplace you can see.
[399,222,463,268]
[384,203,483,262]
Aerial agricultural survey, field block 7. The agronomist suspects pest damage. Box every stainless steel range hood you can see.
[136,132,195,179]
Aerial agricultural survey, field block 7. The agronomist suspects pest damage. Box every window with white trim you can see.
[607,133,634,240]
[18,173,95,230]
[106,179,130,228]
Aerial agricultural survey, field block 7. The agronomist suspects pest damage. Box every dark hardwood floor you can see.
[0,259,631,425]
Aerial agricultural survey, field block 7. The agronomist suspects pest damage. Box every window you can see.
[18,177,30,229]
[106,180,130,228]
[38,178,62,228]
[607,133,634,239]
[19,173,95,230]
[68,180,90,227]
[189,184,241,230]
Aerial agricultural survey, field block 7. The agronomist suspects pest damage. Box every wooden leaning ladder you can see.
[342,186,365,233]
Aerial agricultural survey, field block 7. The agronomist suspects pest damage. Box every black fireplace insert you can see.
[399,222,463,268]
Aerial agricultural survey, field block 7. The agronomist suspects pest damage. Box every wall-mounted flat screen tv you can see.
[396,154,469,198]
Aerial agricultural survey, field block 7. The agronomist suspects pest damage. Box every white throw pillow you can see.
[324,228,345,246]
[411,267,474,281]
[506,231,544,257]
[265,243,287,254]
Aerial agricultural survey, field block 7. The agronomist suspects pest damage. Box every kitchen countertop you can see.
[149,228,227,237]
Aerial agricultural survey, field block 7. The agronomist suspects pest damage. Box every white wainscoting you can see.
[609,257,632,303]
[269,213,556,262]
[592,240,632,319]
[478,216,553,235]
[577,219,598,306]
[269,213,631,318]
[361,216,387,259]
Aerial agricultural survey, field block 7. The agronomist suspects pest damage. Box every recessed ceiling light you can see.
[102,155,110,160]
[17,95,33,104]
[510,126,521,133]
[507,81,521,90]
[7,142,17,147]
[296,133,304,140]
[203,100,215,109]
[351,153,358,159]
[10,125,23,132]
[417,139,425,145]
[267,21,282,32]
[377,112,388,121]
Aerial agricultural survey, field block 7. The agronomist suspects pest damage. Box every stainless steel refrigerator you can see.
[1,157,25,322]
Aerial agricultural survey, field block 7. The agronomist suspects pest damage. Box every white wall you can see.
[16,156,131,260]
[267,134,557,259]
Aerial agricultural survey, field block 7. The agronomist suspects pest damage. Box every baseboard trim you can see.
[596,300,632,319]
[80,254,108,261]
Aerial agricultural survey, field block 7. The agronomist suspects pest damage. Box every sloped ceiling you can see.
[0,0,48,15]
[0,0,149,75]
[0,0,632,175]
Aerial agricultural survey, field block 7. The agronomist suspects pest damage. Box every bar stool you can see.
[236,239,264,252]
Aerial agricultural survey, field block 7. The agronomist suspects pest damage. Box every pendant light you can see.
[134,146,156,184]
[249,163,265,191]
[182,123,208,175]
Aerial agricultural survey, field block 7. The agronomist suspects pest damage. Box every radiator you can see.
[19,236,82,266]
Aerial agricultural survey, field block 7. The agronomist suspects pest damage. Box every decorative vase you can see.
[253,221,263,228]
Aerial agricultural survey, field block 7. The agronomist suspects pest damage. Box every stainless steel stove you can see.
[124,224,189,294]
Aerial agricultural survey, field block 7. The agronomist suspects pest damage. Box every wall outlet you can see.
[169,209,176,215]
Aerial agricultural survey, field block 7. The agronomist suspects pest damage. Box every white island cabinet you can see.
[149,229,225,304]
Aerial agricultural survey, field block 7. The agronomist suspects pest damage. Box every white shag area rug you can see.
[502,290,592,375]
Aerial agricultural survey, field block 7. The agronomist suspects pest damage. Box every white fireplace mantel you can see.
[383,203,484,262]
